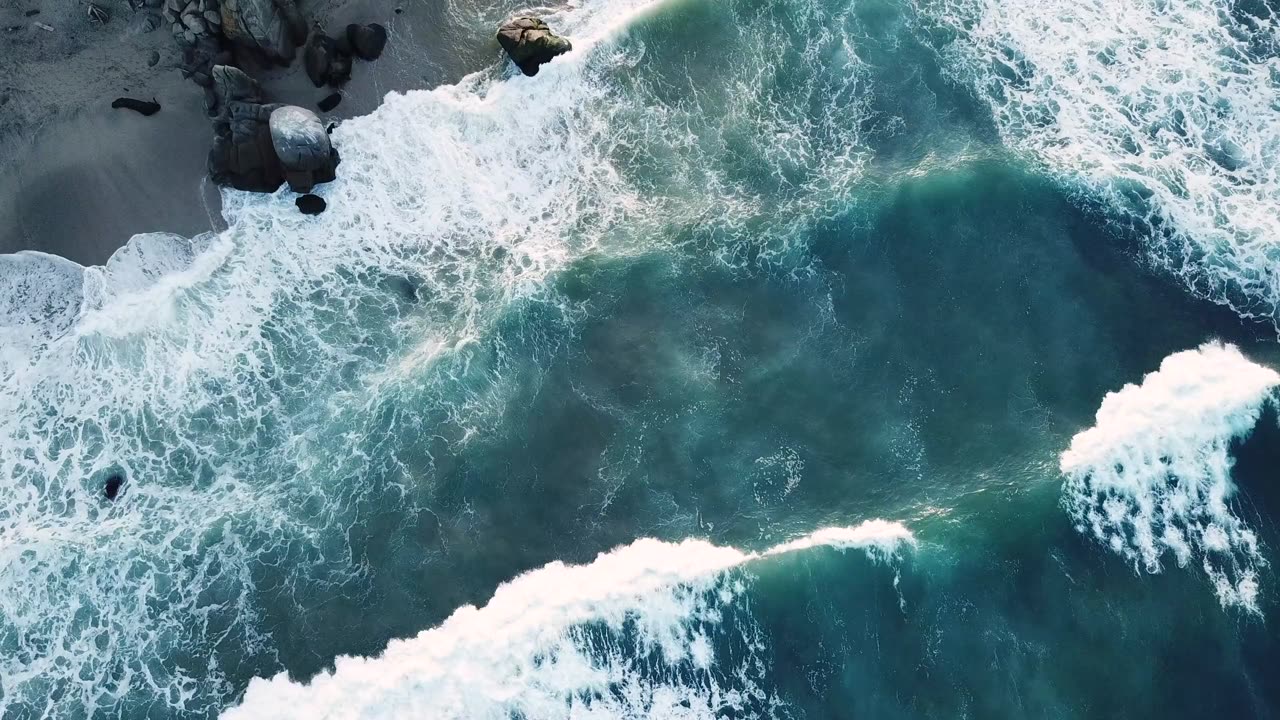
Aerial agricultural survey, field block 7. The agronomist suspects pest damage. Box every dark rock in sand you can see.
[205,67,340,193]
[347,23,387,60]
[148,49,161,66]
[24,9,39,16]
[317,92,341,112]
[304,31,338,87]
[296,194,326,215]
[270,105,339,192]
[104,474,124,500]
[111,97,161,116]
[327,50,352,87]
[496,16,571,76]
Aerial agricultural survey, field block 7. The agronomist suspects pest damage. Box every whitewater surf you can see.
[3,0,1280,716]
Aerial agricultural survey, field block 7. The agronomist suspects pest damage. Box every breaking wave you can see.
[222,521,915,719]
[1061,342,1279,611]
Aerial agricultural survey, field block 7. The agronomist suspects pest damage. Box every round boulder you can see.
[269,105,337,192]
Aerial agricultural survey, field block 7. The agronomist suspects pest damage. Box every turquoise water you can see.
[2,0,1280,716]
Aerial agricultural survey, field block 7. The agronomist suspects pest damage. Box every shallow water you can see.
[2,0,1280,716]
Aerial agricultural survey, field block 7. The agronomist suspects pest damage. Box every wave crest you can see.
[1060,342,1278,611]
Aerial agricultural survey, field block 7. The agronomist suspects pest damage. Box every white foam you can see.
[0,0,882,713]
[0,0,670,714]
[929,0,1280,325]
[1060,342,1278,611]
[222,521,915,720]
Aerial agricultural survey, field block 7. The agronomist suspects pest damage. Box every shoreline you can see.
[0,0,505,267]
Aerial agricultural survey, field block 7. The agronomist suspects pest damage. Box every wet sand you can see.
[0,0,507,266]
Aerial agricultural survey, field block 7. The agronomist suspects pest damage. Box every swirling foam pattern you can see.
[927,0,1280,325]
[0,0,884,714]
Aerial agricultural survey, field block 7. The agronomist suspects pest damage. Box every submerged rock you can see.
[496,16,571,76]
[296,194,327,214]
[104,474,124,500]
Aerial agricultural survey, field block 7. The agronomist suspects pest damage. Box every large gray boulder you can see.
[496,17,571,76]
[269,106,339,192]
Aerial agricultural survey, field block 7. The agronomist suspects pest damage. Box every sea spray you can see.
[223,521,915,720]
[1061,342,1279,611]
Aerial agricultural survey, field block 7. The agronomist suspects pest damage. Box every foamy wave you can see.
[929,0,1280,325]
[222,521,914,720]
[0,0,668,714]
[1060,342,1278,611]
[0,0,883,712]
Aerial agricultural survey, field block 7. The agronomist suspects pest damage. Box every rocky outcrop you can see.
[205,67,340,193]
[269,106,338,192]
[496,17,571,76]
[220,0,307,64]
[162,0,305,69]
[206,66,287,192]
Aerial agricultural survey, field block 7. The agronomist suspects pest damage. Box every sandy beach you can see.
[0,0,505,266]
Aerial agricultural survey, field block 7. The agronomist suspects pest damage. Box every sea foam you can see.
[930,0,1280,326]
[1061,342,1278,611]
[0,0,668,714]
[222,520,915,719]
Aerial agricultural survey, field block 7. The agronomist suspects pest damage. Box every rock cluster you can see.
[305,23,386,88]
[497,17,571,76]
[206,66,339,193]
[161,0,306,87]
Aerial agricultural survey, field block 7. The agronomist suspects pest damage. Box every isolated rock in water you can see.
[111,97,161,116]
[296,194,326,215]
[270,105,339,192]
[496,16,571,76]
[317,92,341,112]
[104,474,124,500]
[220,0,305,64]
[347,22,386,60]
[304,31,337,86]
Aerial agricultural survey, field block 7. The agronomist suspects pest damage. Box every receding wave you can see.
[1061,342,1278,611]
[927,0,1280,326]
[222,520,915,719]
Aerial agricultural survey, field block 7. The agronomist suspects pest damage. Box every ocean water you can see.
[2,0,1280,717]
